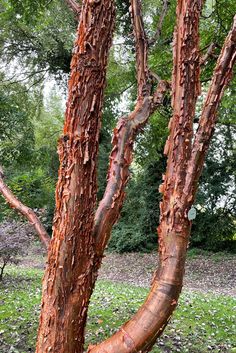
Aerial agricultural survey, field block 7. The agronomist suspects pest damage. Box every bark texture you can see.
[88,1,203,352]
[89,9,236,353]
[2,0,234,352]
[93,0,169,256]
[35,1,115,352]
[0,167,50,249]
[94,80,169,256]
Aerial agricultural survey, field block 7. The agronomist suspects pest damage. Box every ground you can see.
[0,243,235,353]
[20,243,236,296]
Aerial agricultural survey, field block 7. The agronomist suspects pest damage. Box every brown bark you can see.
[8,0,233,352]
[93,0,170,256]
[88,1,203,352]
[183,15,236,204]
[35,1,115,352]
[0,167,50,249]
[90,10,236,353]
[94,80,169,256]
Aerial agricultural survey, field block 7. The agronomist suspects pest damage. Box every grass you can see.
[0,267,235,353]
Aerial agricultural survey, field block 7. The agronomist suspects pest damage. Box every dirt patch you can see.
[99,252,236,296]
[20,244,236,296]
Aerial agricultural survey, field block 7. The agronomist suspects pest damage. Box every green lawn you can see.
[0,267,235,353]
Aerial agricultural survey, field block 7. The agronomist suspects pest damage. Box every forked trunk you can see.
[35,1,115,352]
[1,0,232,352]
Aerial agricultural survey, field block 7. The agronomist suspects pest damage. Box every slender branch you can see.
[64,0,81,19]
[93,80,170,256]
[0,167,50,249]
[131,0,150,98]
[149,0,170,46]
[200,42,216,65]
[93,0,172,256]
[183,15,236,204]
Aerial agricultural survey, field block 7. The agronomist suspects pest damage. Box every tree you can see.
[0,1,235,353]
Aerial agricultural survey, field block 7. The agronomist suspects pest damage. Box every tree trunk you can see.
[35,1,115,352]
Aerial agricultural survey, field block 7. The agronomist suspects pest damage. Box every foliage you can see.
[191,97,236,251]
[0,221,32,280]
[109,159,165,252]
[0,267,236,352]
[0,0,75,83]
[0,74,37,167]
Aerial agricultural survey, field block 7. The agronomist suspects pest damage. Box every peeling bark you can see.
[35,1,115,352]
[183,15,236,204]
[10,0,234,352]
[88,1,203,352]
[94,80,169,256]
[0,167,50,249]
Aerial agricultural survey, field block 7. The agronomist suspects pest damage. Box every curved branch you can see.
[94,80,170,256]
[0,168,50,249]
[183,15,236,204]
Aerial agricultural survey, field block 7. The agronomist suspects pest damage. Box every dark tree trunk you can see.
[35,1,115,352]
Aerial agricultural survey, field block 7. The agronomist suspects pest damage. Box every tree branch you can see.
[0,167,50,249]
[183,15,236,204]
[200,42,217,65]
[93,80,170,256]
[131,0,150,98]
[64,0,81,19]
[149,0,170,46]
[89,0,203,352]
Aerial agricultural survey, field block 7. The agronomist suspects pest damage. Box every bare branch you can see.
[0,167,50,249]
[183,15,236,205]
[64,0,81,19]
[200,42,217,65]
[149,0,170,46]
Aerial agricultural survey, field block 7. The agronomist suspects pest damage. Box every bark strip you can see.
[0,167,50,249]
